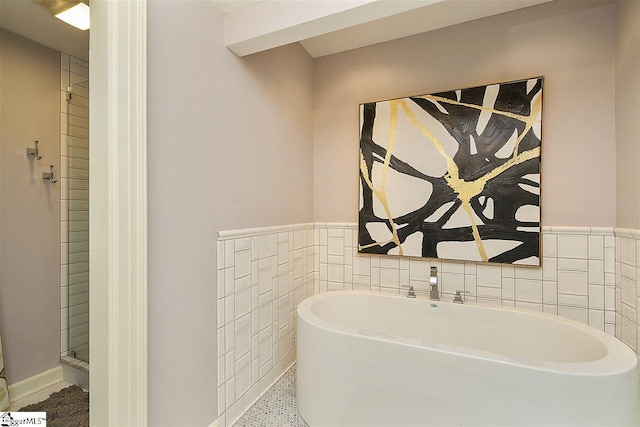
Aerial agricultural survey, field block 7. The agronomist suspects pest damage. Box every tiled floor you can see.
[8,367,305,425]
[234,364,309,427]
[6,381,73,411]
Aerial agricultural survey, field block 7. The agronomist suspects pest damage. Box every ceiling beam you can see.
[225,0,443,57]
[300,0,556,58]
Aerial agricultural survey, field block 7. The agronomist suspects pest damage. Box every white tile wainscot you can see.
[216,223,640,426]
[216,224,316,427]
[315,224,615,336]
[615,228,640,355]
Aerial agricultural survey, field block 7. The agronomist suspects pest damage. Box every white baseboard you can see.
[208,420,220,427]
[8,366,63,403]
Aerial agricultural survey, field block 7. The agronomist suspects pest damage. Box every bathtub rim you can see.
[297,290,638,377]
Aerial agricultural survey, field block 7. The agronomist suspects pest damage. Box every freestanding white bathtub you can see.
[296,291,639,426]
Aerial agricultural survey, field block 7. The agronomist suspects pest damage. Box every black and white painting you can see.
[358,77,543,265]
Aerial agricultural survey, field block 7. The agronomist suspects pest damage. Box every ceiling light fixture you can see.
[32,0,90,31]
[55,2,90,30]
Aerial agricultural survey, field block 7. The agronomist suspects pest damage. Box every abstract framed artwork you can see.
[358,77,543,266]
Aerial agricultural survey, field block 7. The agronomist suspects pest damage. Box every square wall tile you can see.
[501,277,514,300]
[442,262,465,274]
[218,385,226,417]
[410,259,430,281]
[557,258,587,272]
[501,265,514,278]
[477,264,501,288]
[464,274,477,296]
[588,235,604,260]
[353,256,371,276]
[605,248,616,273]
[327,238,344,256]
[465,263,477,275]
[380,257,400,269]
[515,301,542,312]
[543,281,557,304]
[621,276,637,307]
[558,306,588,325]
[515,267,542,280]
[515,278,542,303]
[477,286,501,299]
[621,316,637,351]
[235,365,251,399]
[543,234,557,257]
[441,272,464,295]
[542,258,557,281]
[558,293,587,308]
[235,250,251,278]
[328,264,344,282]
[558,270,588,296]
[225,240,235,268]
[588,285,604,309]
[621,237,637,266]
[588,309,605,331]
[557,235,588,259]
[379,268,400,287]
[588,260,605,285]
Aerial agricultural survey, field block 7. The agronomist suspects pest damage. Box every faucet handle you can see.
[407,284,416,298]
[454,290,470,303]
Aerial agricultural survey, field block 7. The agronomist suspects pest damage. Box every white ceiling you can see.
[0,0,89,60]
[0,0,562,63]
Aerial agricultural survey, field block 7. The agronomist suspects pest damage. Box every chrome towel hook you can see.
[26,140,42,160]
[42,164,57,183]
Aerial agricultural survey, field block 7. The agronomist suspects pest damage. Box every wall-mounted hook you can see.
[42,165,57,183]
[26,140,42,160]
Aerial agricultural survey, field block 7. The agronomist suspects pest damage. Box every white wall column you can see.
[89,0,148,425]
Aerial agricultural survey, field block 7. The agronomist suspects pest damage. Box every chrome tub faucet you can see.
[407,284,416,298]
[429,267,439,301]
[454,290,470,304]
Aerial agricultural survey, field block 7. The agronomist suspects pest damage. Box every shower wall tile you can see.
[70,61,89,78]
[217,223,315,427]
[60,53,90,360]
[69,71,88,86]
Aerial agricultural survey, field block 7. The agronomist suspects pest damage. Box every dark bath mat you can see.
[18,385,89,427]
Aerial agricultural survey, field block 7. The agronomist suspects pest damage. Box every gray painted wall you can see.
[147,1,314,425]
[313,1,617,227]
[0,28,61,384]
[615,0,640,229]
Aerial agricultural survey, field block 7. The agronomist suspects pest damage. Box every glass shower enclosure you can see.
[64,68,90,364]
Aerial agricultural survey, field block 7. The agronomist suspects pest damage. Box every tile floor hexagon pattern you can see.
[233,365,309,427]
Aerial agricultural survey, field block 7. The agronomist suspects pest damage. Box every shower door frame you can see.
[89,0,148,425]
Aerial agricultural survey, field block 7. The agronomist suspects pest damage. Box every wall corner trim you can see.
[614,228,640,239]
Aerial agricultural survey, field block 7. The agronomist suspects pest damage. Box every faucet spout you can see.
[429,267,439,301]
